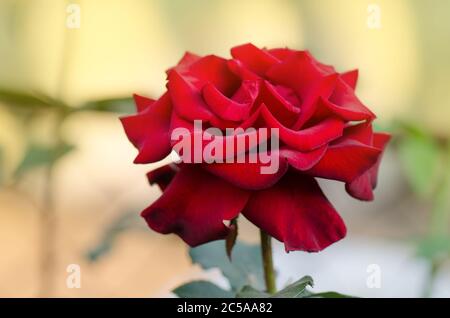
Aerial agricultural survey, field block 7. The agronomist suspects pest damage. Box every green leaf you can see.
[430,150,450,236]
[305,291,356,298]
[0,88,68,110]
[173,281,234,298]
[189,241,264,292]
[79,97,135,114]
[417,235,450,260]
[372,121,395,134]
[0,88,49,107]
[236,285,270,298]
[86,211,144,262]
[14,142,75,177]
[270,276,314,298]
[397,131,441,198]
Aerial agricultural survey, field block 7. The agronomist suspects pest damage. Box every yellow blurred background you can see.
[0,0,449,297]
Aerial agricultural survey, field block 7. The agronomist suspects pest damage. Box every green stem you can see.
[37,0,75,296]
[39,163,56,297]
[260,230,276,294]
[423,259,439,298]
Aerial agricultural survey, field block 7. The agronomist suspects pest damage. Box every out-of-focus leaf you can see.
[397,128,441,198]
[0,147,3,185]
[86,211,144,262]
[270,276,313,298]
[79,97,135,114]
[236,279,354,298]
[189,241,264,292]
[417,235,450,260]
[0,88,49,107]
[173,281,234,298]
[236,285,270,298]
[0,88,68,110]
[305,291,356,298]
[172,280,234,298]
[430,150,450,236]
[14,142,74,177]
[87,238,113,263]
[373,121,395,134]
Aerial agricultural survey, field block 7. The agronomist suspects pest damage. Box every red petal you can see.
[231,80,260,104]
[266,51,335,99]
[324,78,376,121]
[341,121,374,145]
[273,85,302,109]
[166,52,201,76]
[142,166,250,246]
[203,151,289,190]
[146,164,179,191]
[202,83,251,121]
[267,48,296,61]
[188,55,241,95]
[369,133,391,187]
[340,69,359,89]
[280,145,328,171]
[207,80,260,129]
[292,74,338,129]
[243,172,346,252]
[227,59,260,81]
[345,173,374,201]
[120,93,172,164]
[306,139,382,183]
[133,94,155,113]
[167,70,214,121]
[231,43,280,76]
[345,133,391,201]
[257,81,300,127]
[169,112,270,164]
[260,104,344,152]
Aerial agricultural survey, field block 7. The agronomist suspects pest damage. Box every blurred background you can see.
[0,0,449,298]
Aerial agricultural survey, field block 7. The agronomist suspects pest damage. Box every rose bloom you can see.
[121,44,390,252]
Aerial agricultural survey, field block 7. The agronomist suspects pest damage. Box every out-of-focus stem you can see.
[423,259,440,298]
[38,163,56,297]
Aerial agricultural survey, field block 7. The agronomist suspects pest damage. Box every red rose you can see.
[121,43,390,252]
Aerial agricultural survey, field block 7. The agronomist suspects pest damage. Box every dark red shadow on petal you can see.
[266,51,336,100]
[188,55,241,95]
[146,164,179,191]
[325,79,376,121]
[203,150,289,190]
[345,132,391,201]
[243,171,346,252]
[292,74,338,130]
[260,104,344,152]
[142,166,250,247]
[202,83,252,122]
[256,81,301,127]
